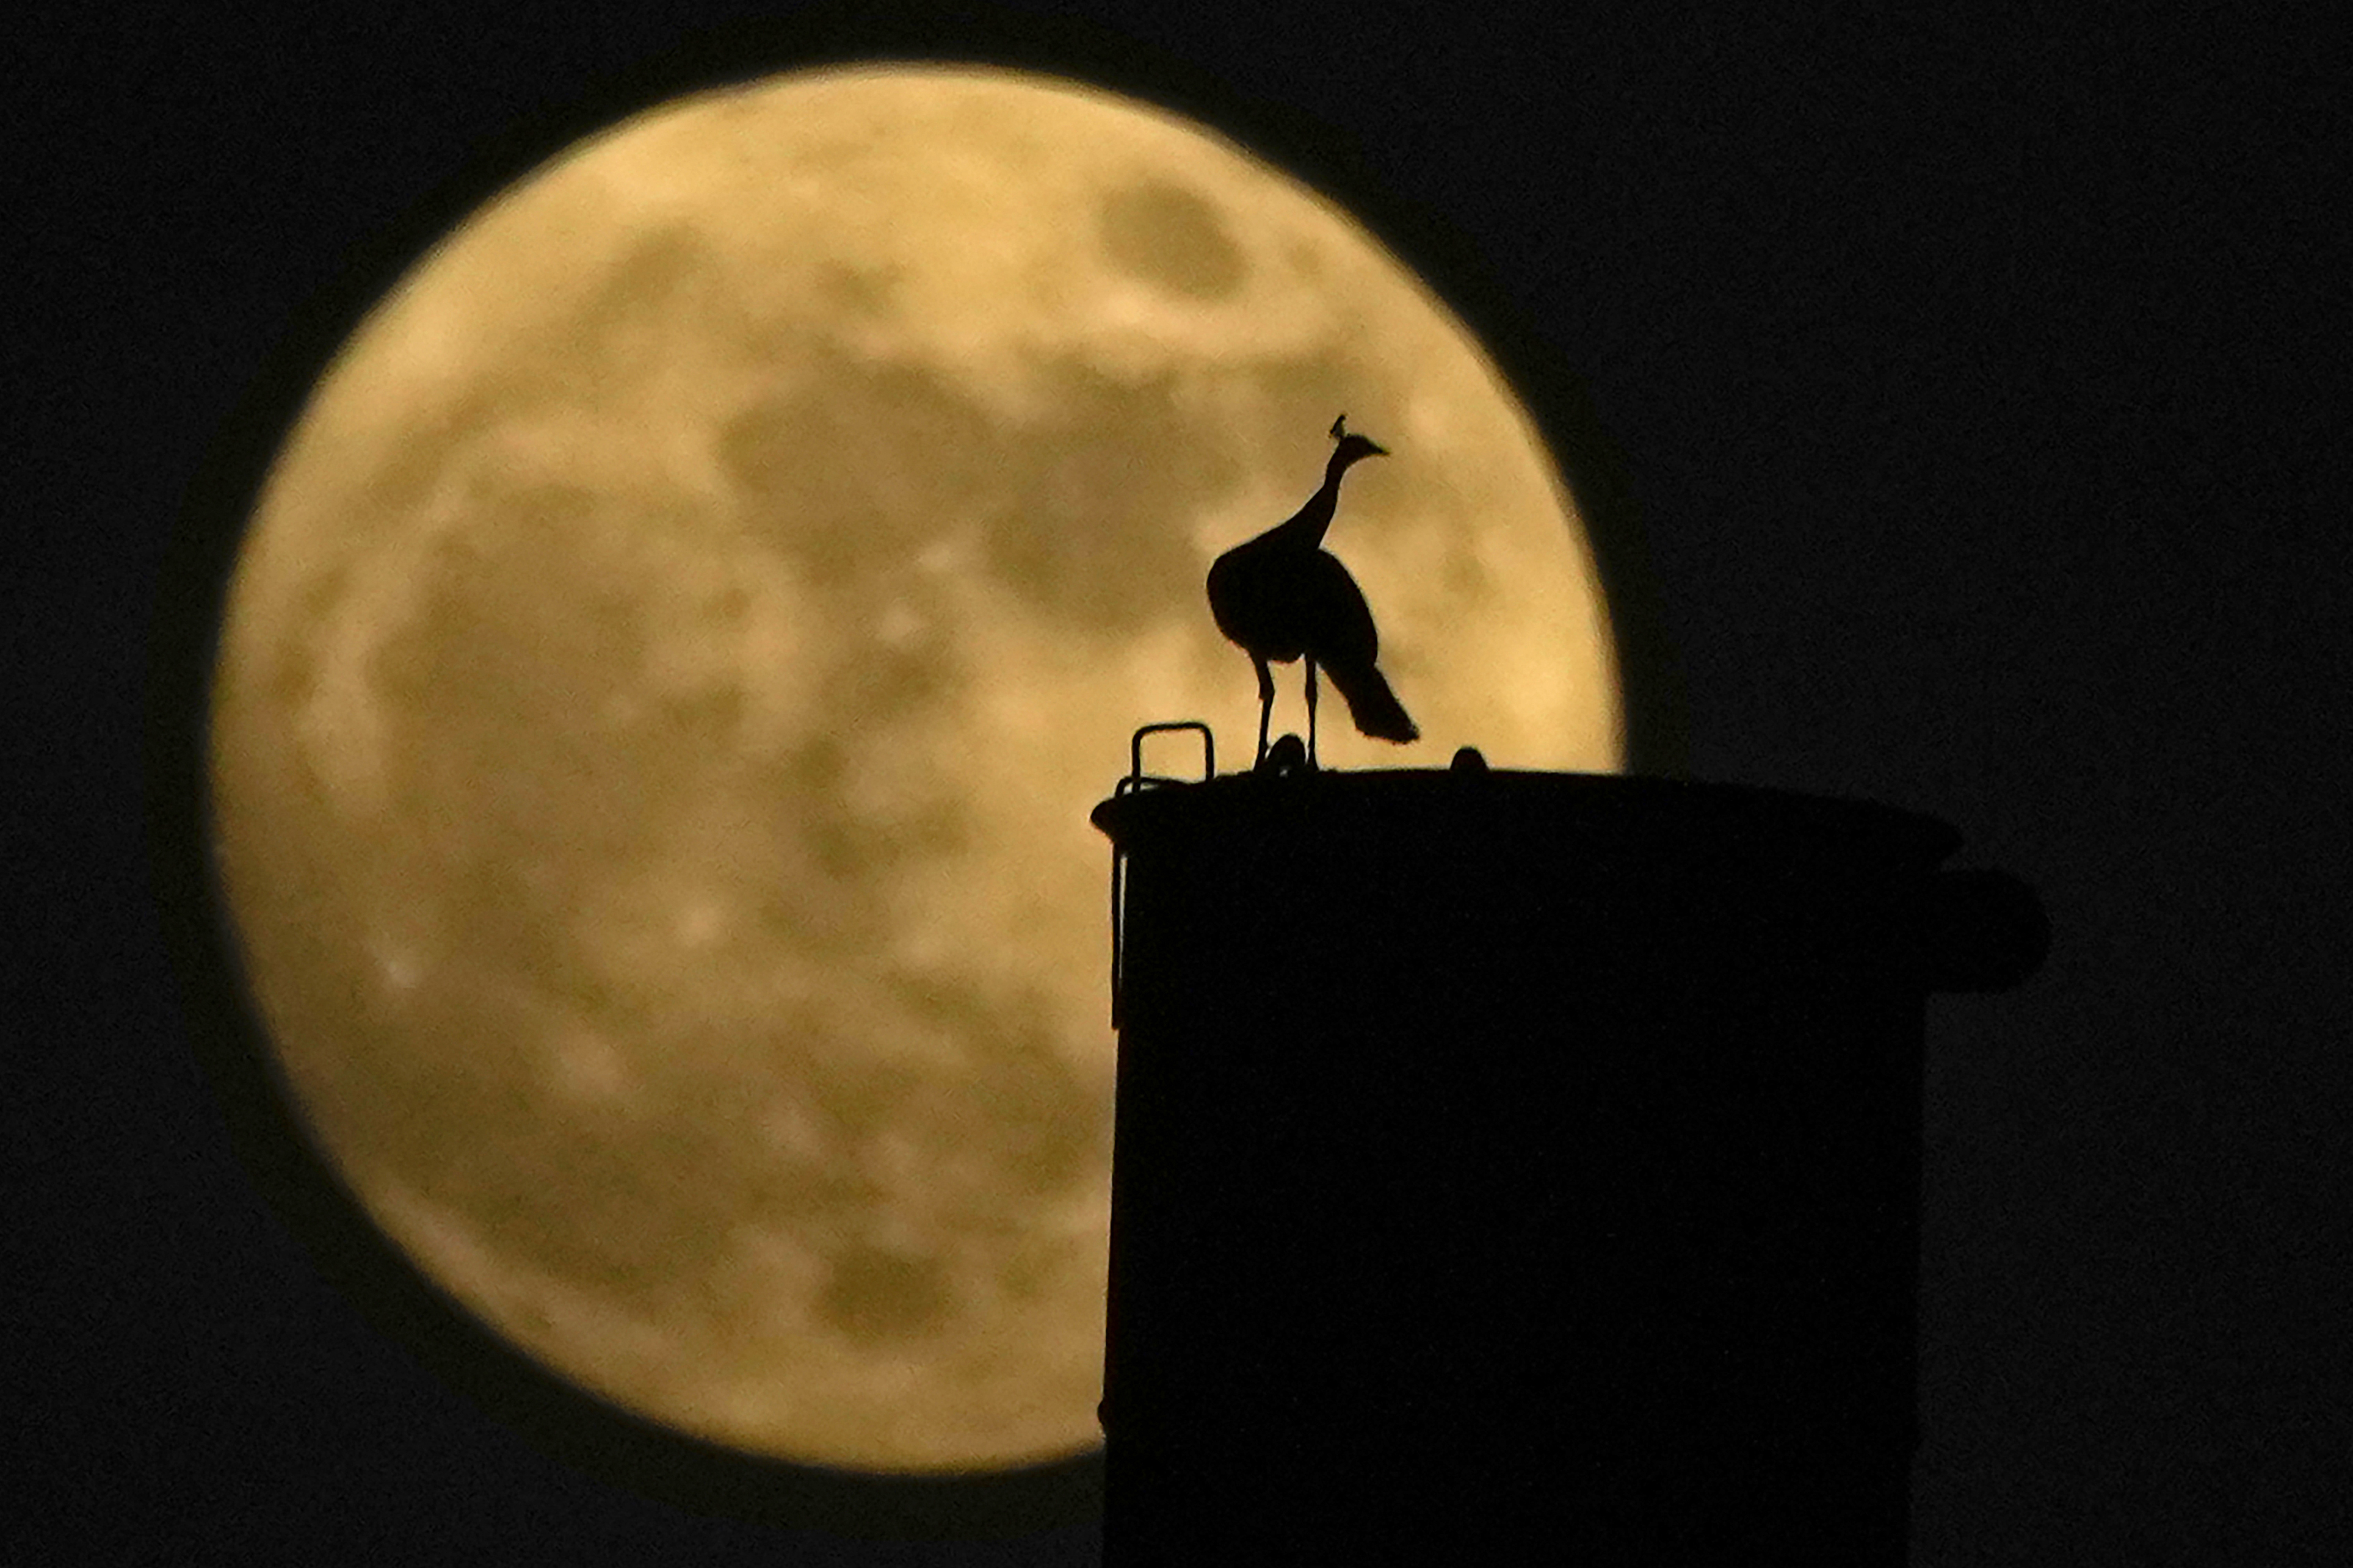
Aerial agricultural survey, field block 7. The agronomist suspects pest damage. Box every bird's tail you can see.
[1328,661,1418,744]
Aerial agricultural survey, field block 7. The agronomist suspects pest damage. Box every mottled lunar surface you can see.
[209,67,1620,1473]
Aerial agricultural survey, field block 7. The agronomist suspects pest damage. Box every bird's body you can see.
[1208,417,1417,767]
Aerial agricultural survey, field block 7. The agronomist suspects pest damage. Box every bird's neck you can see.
[1278,452,1358,551]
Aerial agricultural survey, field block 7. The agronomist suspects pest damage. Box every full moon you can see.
[209,65,1621,1475]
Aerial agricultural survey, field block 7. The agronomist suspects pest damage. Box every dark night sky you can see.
[9,6,2346,1563]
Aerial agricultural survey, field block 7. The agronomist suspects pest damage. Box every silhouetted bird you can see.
[1208,415,1418,768]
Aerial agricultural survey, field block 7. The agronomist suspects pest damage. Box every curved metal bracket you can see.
[1109,721,1216,1029]
[1120,721,1216,795]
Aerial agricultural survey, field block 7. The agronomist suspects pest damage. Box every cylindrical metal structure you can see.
[1090,765,2043,1564]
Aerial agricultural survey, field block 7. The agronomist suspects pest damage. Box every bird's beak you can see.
[1366,440,1388,457]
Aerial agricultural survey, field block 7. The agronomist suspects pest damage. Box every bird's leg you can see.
[1253,656,1275,767]
[1305,659,1319,769]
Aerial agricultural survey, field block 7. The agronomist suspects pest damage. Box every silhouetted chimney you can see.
[1091,738,2043,1563]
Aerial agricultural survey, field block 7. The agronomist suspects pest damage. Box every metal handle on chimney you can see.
[1109,722,1218,1028]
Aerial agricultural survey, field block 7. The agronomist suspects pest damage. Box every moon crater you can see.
[1098,179,1249,301]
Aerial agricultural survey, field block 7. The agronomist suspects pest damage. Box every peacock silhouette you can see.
[1206,415,1418,768]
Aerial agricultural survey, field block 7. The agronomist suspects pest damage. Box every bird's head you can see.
[1329,413,1388,468]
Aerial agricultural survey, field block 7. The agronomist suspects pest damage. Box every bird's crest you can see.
[1330,413,1349,441]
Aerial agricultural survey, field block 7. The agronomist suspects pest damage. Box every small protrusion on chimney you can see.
[1260,734,1309,776]
[1450,746,1488,775]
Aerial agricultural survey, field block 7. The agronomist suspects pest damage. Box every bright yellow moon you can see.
[208,65,1622,1475]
